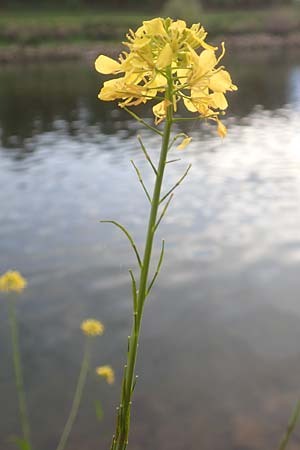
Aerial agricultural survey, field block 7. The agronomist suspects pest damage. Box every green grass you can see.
[0,10,149,26]
[0,6,299,47]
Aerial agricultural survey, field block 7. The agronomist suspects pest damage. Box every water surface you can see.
[1,51,300,450]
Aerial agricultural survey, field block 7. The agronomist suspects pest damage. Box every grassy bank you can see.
[0,6,300,62]
[1,6,300,44]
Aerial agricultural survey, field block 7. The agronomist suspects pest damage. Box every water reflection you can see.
[1,52,300,450]
[0,53,297,152]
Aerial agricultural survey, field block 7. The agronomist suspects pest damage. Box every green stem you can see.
[278,400,300,450]
[8,297,33,449]
[56,338,92,450]
[111,73,173,450]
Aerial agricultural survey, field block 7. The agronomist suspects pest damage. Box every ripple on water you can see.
[1,59,300,450]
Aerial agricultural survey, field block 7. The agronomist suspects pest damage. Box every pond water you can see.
[1,51,300,450]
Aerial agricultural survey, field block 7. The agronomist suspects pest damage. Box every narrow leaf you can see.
[160,164,192,204]
[131,160,151,204]
[100,220,142,268]
[137,135,157,175]
[147,240,165,296]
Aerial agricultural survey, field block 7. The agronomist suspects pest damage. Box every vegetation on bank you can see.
[0,5,300,47]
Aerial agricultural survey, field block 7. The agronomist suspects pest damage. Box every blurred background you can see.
[1,1,300,450]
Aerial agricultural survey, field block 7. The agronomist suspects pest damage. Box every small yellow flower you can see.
[81,319,104,336]
[0,271,27,293]
[177,136,192,150]
[96,365,115,384]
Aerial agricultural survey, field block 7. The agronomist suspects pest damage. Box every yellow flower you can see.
[95,18,237,137]
[96,365,115,384]
[0,271,27,293]
[177,136,192,150]
[81,319,104,336]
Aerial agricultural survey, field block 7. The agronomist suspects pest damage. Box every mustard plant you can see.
[95,17,237,450]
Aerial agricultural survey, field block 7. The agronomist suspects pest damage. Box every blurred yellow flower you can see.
[96,365,115,384]
[95,17,237,136]
[81,319,104,336]
[0,271,27,293]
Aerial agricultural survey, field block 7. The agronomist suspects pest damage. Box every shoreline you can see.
[1,33,300,64]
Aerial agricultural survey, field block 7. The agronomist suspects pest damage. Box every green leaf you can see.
[95,400,104,422]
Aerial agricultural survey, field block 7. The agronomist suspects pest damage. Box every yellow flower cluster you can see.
[95,17,237,137]
[0,271,27,293]
[96,365,115,384]
[81,319,104,336]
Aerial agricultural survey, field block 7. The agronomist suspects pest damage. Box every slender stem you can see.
[8,297,33,450]
[56,338,92,450]
[278,400,300,450]
[111,73,174,450]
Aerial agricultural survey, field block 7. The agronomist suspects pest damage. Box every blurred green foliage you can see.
[0,0,295,10]
[0,0,299,50]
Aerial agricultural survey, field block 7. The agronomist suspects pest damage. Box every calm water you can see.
[1,51,300,450]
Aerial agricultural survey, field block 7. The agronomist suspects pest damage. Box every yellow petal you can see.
[156,43,173,69]
[183,97,198,112]
[98,79,124,101]
[142,18,166,36]
[177,136,192,150]
[217,120,227,138]
[210,92,228,110]
[147,73,167,91]
[176,68,189,84]
[95,55,121,74]
[199,49,217,72]
[209,70,235,93]
[153,100,167,124]
[170,20,187,32]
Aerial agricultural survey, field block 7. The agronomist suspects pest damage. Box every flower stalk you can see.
[8,296,32,450]
[56,338,92,450]
[278,400,300,450]
[56,319,104,450]
[111,73,174,450]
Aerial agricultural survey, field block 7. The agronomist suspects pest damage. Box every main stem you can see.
[112,76,173,450]
[9,297,32,449]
